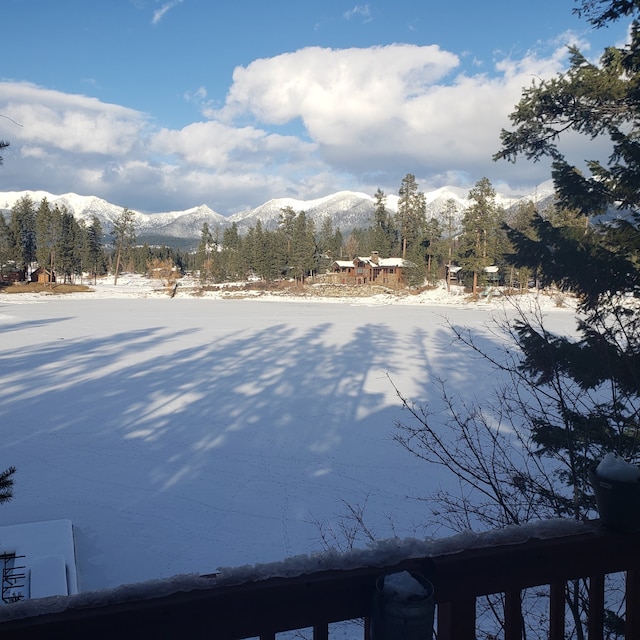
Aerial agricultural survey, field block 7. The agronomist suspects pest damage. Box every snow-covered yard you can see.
[0,279,577,593]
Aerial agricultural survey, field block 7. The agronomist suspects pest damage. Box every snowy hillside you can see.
[0,180,555,243]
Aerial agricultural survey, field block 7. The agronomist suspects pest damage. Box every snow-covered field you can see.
[0,277,578,593]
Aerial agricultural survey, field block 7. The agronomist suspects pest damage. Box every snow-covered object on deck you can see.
[596,453,640,483]
[382,571,429,602]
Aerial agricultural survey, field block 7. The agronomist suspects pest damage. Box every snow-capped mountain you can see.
[232,191,389,233]
[0,181,556,245]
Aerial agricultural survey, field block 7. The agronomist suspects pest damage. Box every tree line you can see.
[0,173,609,296]
[0,197,188,284]
[193,173,554,291]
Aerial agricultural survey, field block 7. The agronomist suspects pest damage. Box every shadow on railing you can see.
[0,519,638,639]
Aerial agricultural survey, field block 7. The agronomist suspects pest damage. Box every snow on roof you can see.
[333,256,413,268]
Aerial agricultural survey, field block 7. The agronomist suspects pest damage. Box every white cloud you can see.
[151,120,317,169]
[152,0,184,25]
[344,5,371,22]
[213,43,571,185]
[0,38,593,213]
[0,82,147,156]
[219,45,459,132]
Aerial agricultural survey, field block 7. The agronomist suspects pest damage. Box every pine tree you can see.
[370,188,396,256]
[0,140,9,166]
[10,196,36,273]
[220,222,243,281]
[397,174,426,258]
[196,222,215,282]
[459,178,504,293]
[278,206,297,266]
[421,217,443,285]
[439,198,460,292]
[86,216,104,285]
[35,198,57,281]
[111,208,137,285]
[317,216,342,259]
[0,466,15,504]
[290,211,316,283]
[493,0,640,485]
[0,213,11,279]
[58,207,80,283]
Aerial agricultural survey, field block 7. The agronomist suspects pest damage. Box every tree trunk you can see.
[113,249,122,286]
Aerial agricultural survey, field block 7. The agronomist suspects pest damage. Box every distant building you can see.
[330,252,415,288]
[0,265,26,283]
[30,268,56,284]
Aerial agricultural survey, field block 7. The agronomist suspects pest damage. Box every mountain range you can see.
[0,181,556,247]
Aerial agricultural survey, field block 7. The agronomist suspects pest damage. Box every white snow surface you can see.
[382,571,428,601]
[596,453,640,482]
[0,276,579,596]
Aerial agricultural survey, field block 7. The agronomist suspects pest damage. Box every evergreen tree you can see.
[58,207,80,282]
[262,227,286,281]
[487,9,640,628]
[0,140,9,166]
[221,222,243,281]
[10,196,36,273]
[196,222,216,282]
[35,198,58,281]
[369,188,396,256]
[0,213,11,279]
[86,216,104,284]
[317,216,341,259]
[439,198,460,292]
[421,217,443,285]
[278,206,297,267]
[396,174,426,258]
[459,177,504,293]
[503,200,542,289]
[244,222,263,279]
[0,466,15,504]
[290,211,316,282]
[493,0,640,484]
[111,208,137,285]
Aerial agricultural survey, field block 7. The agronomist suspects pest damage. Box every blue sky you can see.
[0,0,630,214]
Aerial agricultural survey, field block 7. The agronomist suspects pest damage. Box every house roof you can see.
[333,256,414,268]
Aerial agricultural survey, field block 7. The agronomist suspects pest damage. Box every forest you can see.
[0,173,557,293]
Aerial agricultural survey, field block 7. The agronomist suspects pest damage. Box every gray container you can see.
[370,571,435,640]
[589,468,640,532]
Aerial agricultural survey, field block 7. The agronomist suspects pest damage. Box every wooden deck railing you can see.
[0,520,639,639]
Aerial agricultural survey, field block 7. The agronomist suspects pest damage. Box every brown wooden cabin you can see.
[30,267,56,283]
[330,252,414,288]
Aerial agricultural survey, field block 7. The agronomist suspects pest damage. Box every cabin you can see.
[30,267,56,284]
[0,266,26,283]
[331,252,414,288]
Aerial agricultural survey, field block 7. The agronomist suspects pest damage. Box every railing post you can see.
[313,622,329,640]
[548,581,565,640]
[436,599,475,640]
[504,590,523,640]
[587,574,604,640]
[626,569,640,638]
